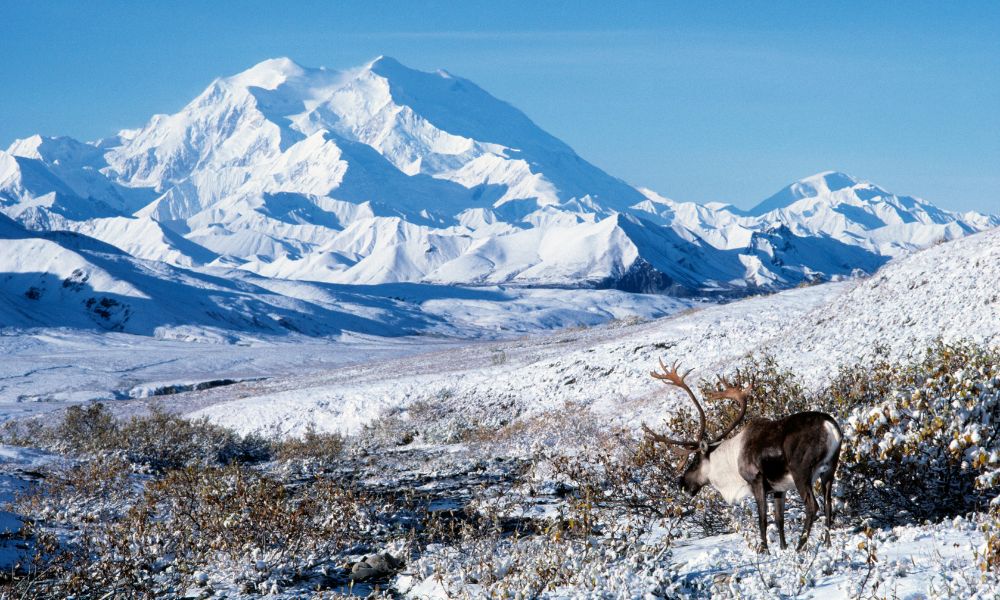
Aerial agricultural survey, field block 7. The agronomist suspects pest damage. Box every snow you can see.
[0,286,692,416]
[772,225,1000,382]
[664,520,988,600]
[182,283,839,437]
[168,225,1000,440]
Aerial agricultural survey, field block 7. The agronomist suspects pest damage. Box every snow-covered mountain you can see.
[0,211,693,341]
[0,212,442,340]
[744,170,995,255]
[635,171,997,257]
[1,57,995,299]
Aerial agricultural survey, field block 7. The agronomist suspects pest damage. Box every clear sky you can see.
[2,1,998,212]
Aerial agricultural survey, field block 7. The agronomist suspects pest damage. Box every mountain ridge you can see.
[1,56,995,299]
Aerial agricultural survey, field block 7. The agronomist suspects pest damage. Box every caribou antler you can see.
[641,359,707,452]
[704,375,752,444]
[641,362,753,457]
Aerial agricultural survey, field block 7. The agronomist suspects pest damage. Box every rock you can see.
[350,552,404,582]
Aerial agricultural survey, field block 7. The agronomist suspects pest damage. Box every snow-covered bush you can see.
[2,403,270,471]
[114,406,271,470]
[980,506,1000,573]
[406,525,689,598]
[8,461,408,596]
[405,447,695,599]
[360,392,522,448]
[837,340,1000,524]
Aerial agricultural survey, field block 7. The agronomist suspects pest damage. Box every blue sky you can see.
[2,1,998,212]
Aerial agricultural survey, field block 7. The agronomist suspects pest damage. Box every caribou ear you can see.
[698,440,709,454]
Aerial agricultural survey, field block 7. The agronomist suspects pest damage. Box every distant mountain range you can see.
[1,56,995,310]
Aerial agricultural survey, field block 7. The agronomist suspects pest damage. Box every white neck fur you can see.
[705,430,751,503]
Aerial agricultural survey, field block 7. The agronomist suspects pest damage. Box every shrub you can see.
[54,402,119,453]
[547,430,688,527]
[361,393,523,448]
[410,521,686,598]
[981,506,1000,573]
[835,340,1000,524]
[7,462,401,596]
[3,403,270,471]
[490,348,507,366]
[408,438,691,599]
[271,425,344,463]
[113,407,270,470]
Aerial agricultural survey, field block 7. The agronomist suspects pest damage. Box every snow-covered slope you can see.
[177,224,1000,437]
[0,217,424,340]
[775,225,1000,378]
[2,57,992,297]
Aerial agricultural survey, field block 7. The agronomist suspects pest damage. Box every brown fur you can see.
[682,411,842,551]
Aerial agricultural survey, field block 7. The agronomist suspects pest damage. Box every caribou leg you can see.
[751,475,769,553]
[795,477,819,551]
[822,476,834,546]
[773,492,787,550]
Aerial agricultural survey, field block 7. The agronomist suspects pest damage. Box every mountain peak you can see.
[801,171,859,192]
[367,55,422,81]
[7,134,104,167]
[228,57,305,89]
[748,171,864,215]
[6,134,45,157]
[368,55,402,69]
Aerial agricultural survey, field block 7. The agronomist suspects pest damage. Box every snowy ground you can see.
[666,520,987,599]
[183,282,843,438]
[0,286,695,421]
[0,330,456,418]
[1,229,999,597]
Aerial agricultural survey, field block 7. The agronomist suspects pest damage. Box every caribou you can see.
[642,359,842,552]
